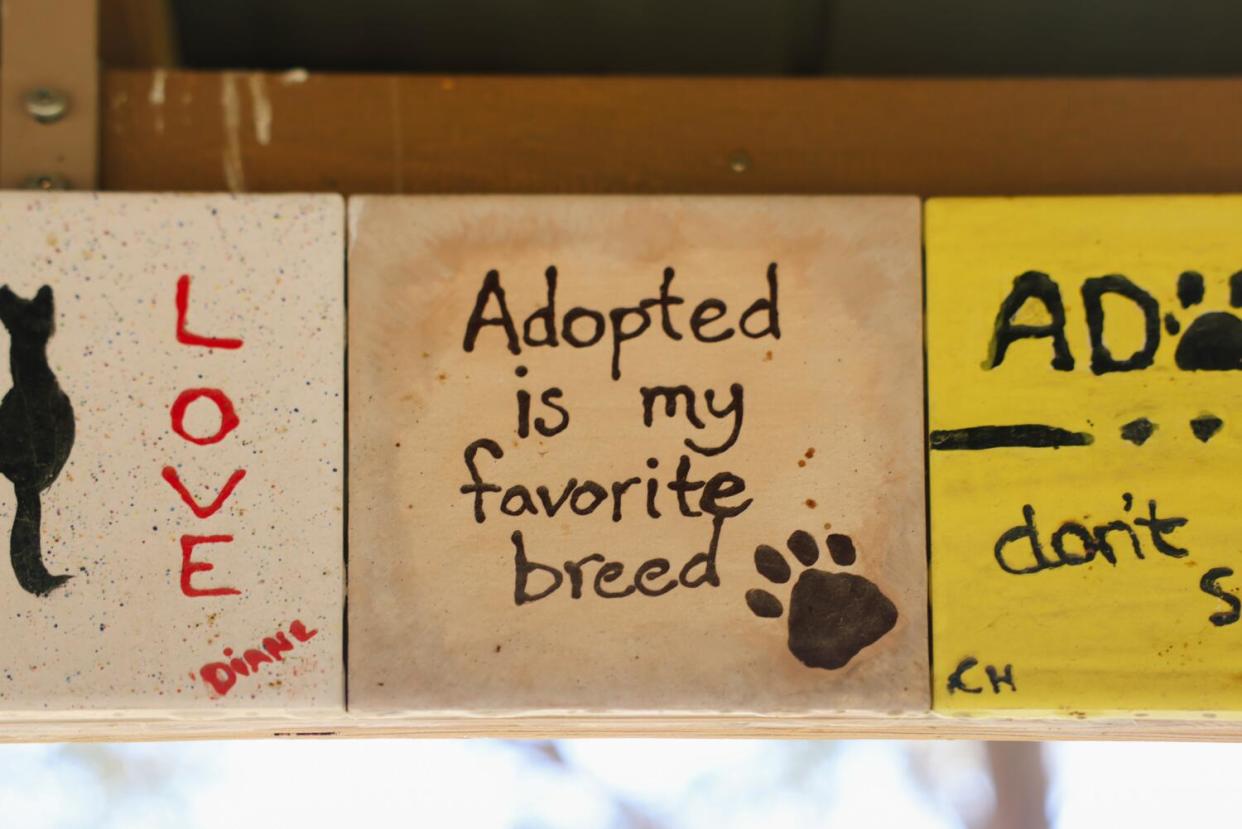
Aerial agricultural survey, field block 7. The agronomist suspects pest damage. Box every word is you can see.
[198,619,318,696]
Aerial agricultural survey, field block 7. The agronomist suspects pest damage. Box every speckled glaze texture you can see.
[0,193,344,715]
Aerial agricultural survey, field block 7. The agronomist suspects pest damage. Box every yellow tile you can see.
[928,195,1242,715]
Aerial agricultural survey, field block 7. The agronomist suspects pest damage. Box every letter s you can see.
[1200,567,1241,627]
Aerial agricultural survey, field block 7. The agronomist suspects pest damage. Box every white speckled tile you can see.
[347,196,927,715]
[0,193,343,716]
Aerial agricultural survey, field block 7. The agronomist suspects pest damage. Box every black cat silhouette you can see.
[1173,271,1242,370]
[0,286,74,596]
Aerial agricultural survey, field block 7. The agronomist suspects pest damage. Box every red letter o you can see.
[171,388,240,445]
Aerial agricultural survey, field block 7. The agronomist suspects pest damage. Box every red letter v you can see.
[162,467,247,518]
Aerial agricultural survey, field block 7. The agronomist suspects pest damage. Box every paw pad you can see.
[1172,271,1242,370]
[745,529,897,670]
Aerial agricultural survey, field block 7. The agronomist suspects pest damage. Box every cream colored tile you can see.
[348,196,927,714]
[0,193,344,715]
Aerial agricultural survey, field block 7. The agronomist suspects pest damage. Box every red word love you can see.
[165,275,246,597]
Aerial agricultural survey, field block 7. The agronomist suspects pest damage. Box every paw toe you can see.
[786,530,819,566]
[754,544,790,583]
[745,588,783,618]
[826,533,856,566]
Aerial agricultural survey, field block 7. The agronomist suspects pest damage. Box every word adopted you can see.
[198,619,318,696]
[462,264,780,379]
[993,495,1187,575]
[164,275,246,597]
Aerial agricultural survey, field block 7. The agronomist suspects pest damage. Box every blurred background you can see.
[158,0,1242,75]
[7,738,1242,828]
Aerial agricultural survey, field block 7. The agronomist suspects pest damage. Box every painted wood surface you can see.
[347,196,928,714]
[0,193,344,715]
[928,196,1242,716]
[97,72,1242,196]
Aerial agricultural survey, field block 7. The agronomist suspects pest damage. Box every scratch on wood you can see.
[248,73,273,147]
[220,73,246,192]
[149,69,166,105]
[149,69,166,135]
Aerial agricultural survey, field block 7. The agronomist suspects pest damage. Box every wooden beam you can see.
[100,0,179,68]
[102,71,1242,195]
[1,0,99,188]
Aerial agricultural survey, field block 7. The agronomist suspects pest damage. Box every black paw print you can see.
[1171,271,1242,370]
[745,529,898,670]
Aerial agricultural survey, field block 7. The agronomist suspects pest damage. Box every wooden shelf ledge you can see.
[101,72,1242,195]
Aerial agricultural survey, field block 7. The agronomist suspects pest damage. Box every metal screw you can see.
[22,174,69,190]
[24,88,69,124]
[728,149,751,173]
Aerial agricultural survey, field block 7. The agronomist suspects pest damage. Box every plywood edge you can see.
[3,713,1242,742]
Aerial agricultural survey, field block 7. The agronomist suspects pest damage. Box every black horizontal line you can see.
[930,425,1094,450]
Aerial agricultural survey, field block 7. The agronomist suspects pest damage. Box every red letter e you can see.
[180,534,241,598]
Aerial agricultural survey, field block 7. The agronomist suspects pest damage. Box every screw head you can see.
[728,149,751,173]
[22,174,69,191]
[24,88,69,124]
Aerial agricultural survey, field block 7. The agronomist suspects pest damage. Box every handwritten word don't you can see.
[993,495,1187,575]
